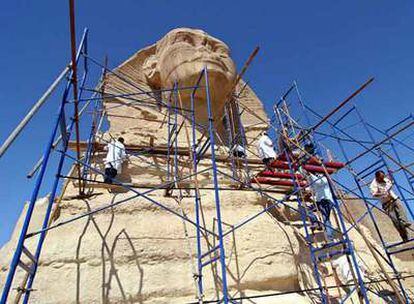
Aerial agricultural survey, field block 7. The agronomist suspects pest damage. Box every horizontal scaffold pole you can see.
[67,141,265,165]
[346,120,414,166]
[26,152,218,239]
[310,77,374,132]
[0,66,70,158]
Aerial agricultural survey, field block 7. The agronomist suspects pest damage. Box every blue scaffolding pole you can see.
[273,104,370,304]
[188,68,231,303]
[306,98,412,303]
[1,29,89,304]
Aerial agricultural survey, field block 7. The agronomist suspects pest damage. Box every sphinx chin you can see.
[164,63,232,116]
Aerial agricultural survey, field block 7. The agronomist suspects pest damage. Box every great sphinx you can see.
[1,28,412,304]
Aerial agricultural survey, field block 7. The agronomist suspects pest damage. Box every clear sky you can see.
[0,1,413,246]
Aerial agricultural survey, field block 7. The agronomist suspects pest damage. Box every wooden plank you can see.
[67,141,264,164]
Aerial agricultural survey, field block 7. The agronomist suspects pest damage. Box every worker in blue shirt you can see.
[307,172,335,241]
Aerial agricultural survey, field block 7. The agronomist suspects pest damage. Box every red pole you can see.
[68,0,83,194]
[311,77,374,132]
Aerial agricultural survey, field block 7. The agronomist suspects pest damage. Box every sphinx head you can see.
[143,28,237,138]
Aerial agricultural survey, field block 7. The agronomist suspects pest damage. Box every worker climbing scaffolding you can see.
[249,79,414,303]
[306,171,335,241]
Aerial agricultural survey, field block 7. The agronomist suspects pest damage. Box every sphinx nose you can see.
[195,45,212,56]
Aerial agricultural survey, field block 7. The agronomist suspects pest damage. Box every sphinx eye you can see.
[214,45,229,54]
[175,35,195,46]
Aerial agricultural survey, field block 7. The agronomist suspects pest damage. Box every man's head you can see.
[118,137,125,144]
[304,143,315,155]
[375,170,386,182]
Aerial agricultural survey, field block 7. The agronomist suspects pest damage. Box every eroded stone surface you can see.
[1,28,413,304]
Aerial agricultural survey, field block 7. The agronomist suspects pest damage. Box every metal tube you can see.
[346,121,414,165]
[332,106,355,127]
[23,109,73,303]
[27,154,216,238]
[204,67,229,304]
[310,77,374,132]
[191,82,204,298]
[68,0,83,196]
[0,96,67,304]
[27,96,92,178]
[0,66,70,158]
[385,114,412,133]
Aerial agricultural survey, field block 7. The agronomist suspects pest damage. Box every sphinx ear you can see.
[143,54,161,87]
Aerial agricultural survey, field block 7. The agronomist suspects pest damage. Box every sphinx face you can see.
[143,28,237,139]
[155,28,236,89]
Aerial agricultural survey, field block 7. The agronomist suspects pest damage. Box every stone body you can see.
[1,28,413,304]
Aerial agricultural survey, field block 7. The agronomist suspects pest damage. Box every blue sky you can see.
[0,1,414,246]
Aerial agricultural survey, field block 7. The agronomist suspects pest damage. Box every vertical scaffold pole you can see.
[204,67,229,303]
[167,100,172,183]
[355,107,413,218]
[190,80,204,301]
[22,115,74,304]
[235,100,251,184]
[327,180,370,304]
[22,40,90,299]
[68,0,83,195]
[274,106,328,303]
[173,82,180,188]
[0,94,68,304]
[354,109,410,302]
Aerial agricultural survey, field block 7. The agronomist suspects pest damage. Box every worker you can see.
[307,172,335,241]
[231,143,246,158]
[104,137,127,184]
[257,131,276,172]
[277,130,303,161]
[370,170,411,242]
[332,254,369,299]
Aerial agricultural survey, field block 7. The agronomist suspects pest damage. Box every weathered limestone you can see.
[1,28,413,304]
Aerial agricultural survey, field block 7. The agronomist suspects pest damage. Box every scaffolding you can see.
[0,28,413,304]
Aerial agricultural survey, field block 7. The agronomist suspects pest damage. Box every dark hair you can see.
[375,170,385,178]
[304,143,315,154]
[118,137,125,144]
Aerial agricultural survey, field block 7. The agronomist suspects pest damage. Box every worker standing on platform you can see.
[307,172,335,241]
[257,131,276,172]
[104,137,127,184]
[370,170,411,242]
[231,143,246,158]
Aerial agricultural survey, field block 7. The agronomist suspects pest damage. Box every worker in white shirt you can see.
[231,143,246,158]
[332,254,369,299]
[104,137,127,184]
[370,170,411,242]
[307,172,335,241]
[257,131,276,172]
